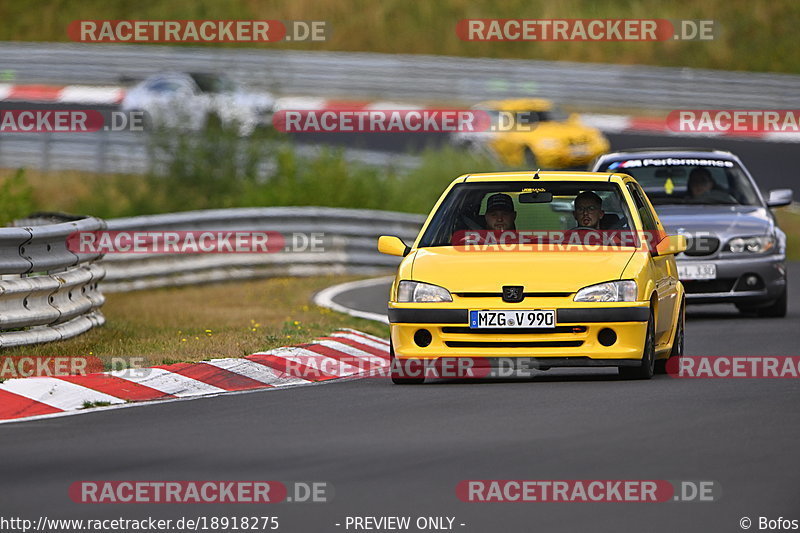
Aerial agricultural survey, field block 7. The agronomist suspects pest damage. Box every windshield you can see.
[597,158,762,206]
[144,79,188,93]
[418,181,636,248]
[190,73,238,93]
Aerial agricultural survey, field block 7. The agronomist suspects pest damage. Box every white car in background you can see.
[121,72,274,135]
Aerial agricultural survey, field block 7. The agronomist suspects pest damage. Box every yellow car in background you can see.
[452,99,610,169]
[378,171,686,384]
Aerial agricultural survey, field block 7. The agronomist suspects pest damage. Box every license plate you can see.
[470,310,556,329]
[678,263,717,280]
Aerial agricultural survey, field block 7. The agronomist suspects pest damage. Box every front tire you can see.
[619,310,655,380]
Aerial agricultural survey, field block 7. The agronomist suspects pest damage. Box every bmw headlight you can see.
[574,280,638,302]
[397,281,453,303]
[726,236,775,254]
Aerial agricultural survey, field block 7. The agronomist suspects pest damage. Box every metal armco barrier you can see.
[0,216,106,348]
[1,207,425,347]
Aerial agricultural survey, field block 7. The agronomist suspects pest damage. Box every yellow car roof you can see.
[455,171,632,184]
[475,98,553,111]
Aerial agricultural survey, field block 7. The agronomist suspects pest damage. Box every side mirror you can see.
[655,234,687,256]
[378,235,410,257]
[767,188,793,208]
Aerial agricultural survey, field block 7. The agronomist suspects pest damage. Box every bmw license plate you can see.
[678,263,717,280]
[470,310,556,329]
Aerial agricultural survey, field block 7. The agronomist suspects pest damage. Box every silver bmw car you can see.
[592,148,792,317]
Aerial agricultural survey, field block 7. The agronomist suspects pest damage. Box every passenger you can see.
[572,191,604,229]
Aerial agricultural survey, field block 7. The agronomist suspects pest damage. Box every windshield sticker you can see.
[609,158,735,169]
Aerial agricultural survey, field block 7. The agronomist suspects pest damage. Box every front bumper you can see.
[679,255,786,304]
[389,304,649,363]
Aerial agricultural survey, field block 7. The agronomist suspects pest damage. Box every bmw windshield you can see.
[596,158,762,206]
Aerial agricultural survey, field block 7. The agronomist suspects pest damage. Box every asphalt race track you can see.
[1,105,799,532]
[1,269,798,533]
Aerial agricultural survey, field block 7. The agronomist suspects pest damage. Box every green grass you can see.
[81,400,113,409]
[2,275,389,366]
[0,169,35,226]
[2,0,798,73]
[775,207,800,261]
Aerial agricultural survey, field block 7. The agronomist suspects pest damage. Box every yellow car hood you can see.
[410,247,636,293]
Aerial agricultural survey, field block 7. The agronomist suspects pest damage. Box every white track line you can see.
[313,276,393,324]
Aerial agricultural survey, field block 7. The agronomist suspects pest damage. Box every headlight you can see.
[726,236,775,254]
[397,281,453,303]
[574,280,638,302]
[536,139,560,150]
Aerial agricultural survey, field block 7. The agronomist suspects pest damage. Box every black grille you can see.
[442,326,586,335]
[683,235,720,256]
[445,340,584,348]
[683,279,735,294]
[453,292,572,298]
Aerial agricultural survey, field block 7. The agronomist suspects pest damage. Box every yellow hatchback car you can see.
[378,171,687,384]
[451,99,610,169]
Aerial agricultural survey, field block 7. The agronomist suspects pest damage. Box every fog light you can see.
[414,329,432,347]
[745,275,759,287]
[598,328,617,347]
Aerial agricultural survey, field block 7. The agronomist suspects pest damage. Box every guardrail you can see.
[0,215,106,348]
[102,207,424,291]
[2,42,799,110]
[1,207,425,347]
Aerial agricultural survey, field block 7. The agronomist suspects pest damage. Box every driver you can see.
[573,191,604,229]
[685,167,737,203]
[484,193,517,231]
